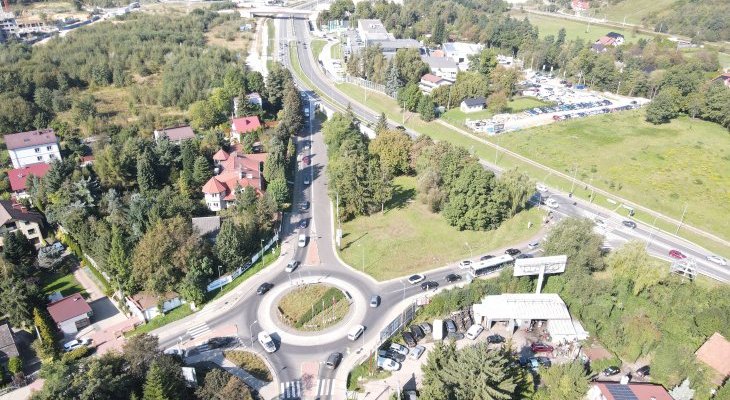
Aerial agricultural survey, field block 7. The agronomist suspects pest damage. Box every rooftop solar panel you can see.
[606,384,639,400]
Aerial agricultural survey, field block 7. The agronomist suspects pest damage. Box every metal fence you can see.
[343,75,394,99]
[379,302,417,345]
[206,233,279,292]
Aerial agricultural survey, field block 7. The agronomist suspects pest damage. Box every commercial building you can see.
[47,292,93,335]
[5,128,61,169]
[357,19,390,43]
[421,56,459,80]
[442,42,483,69]
[472,293,589,342]
[0,200,46,248]
[347,19,421,58]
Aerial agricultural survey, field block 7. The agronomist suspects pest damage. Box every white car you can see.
[594,218,607,229]
[458,260,472,269]
[285,260,299,273]
[377,357,401,371]
[407,274,425,284]
[258,332,277,353]
[706,255,727,266]
[297,234,307,248]
[409,345,426,360]
[536,183,548,192]
[63,338,92,352]
[545,198,559,209]
[303,177,310,185]
[389,343,409,357]
[465,324,484,340]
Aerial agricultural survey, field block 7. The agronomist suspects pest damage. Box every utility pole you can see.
[569,164,578,194]
[676,203,688,234]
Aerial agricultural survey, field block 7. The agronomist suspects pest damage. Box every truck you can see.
[432,319,445,341]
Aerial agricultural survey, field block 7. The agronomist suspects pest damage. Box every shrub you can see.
[61,346,91,363]
[223,351,272,382]
[7,357,22,375]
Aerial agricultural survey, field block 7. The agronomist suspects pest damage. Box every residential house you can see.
[126,291,183,322]
[79,155,95,167]
[233,93,264,117]
[712,72,730,88]
[460,97,486,113]
[695,332,730,385]
[192,216,221,241]
[421,56,459,80]
[571,0,589,11]
[591,43,608,53]
[419,73,453,94]
[587,381,672,400]
[0,200,46,248]
[442,42,483,69]
[202,148,267,211]
[606,32,625,45]
[0,321,20,367]
[153,125,196,144]
[47,292,93,335]
[7,162,50,198]
[5,128,61,169]
[230,116,262,141]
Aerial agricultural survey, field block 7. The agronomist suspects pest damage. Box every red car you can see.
[530,343,554,353]
[668,249,686,259]
[302,156,310,165]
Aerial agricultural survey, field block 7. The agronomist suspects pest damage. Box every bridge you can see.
[239,6,312,18]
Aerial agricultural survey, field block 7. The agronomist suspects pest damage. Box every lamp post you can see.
[249,320,259,348]
[217,265,223,293]
[465,242,473,259]
[260,239,265,266]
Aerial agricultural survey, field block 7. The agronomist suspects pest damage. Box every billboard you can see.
[513,255,567,277]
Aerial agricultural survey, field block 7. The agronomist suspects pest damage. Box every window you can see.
[34,148,40,153]
[46,146,53,151]
[37,156,43,161]
[27,228,36,235]
[49,154,56,159]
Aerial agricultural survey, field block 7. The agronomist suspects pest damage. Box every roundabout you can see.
[256,275,369,346]
[276,283,351,332]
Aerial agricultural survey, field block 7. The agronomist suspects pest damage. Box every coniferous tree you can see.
[136,150,156,194]
[375,112,388,134]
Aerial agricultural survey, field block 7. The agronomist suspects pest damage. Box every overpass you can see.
[239,6,312,18]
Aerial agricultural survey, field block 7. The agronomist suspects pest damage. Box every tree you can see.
[417,94,435,122]
[136,150,156,194]
[397,83,422,112]
[267,177,289,207]
[497,169,533,216]
[0,277,39,327]
[607,241,668,295]
[375,112,388,134]
[487,91,509,113]
[3,231,37,275]
[179,256,213,305]
[107,225,131,292]
[367,157,393,213]
[71,353,137,400]
[215,220,249,271]
[142,356,185,400]
[469,48,498,76]
[7,357,22,375]
[542,218,605,273]
[442,164,505,231]
[142,362,167,400]
[33,308,59,360]
[192,155,211,187]
[197,369,254,400]
[123,333,160,381]
[534,361,589,400]
[432,19,445,45]
[281,82,303,133]
[369,129,412,176]
[646,86,682,124]
[189,100,223,130]
[385,63,402,97]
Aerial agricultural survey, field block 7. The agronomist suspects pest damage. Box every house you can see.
[126,291,183,322]
[47,292,93,335]
[587,382,672,400]
[79,155,95,167]
[357,19,391,43]
[712,72,730,88]
[419,73,453,94]
[421,56,459,80]
[0,200,46,248]
[442,42,483,69]
[460,97,486,113]
[7,162,50,198]
[4,128,62,169]
[571,0,589,11]
[153,125,196,144]
[472,293,589,342]
[606,32,625,45]
[591,43,608,53]
[192,216,221,241]
[233,93,264,117]
[203,148,268,211]
[695,332,730,385]
[230,116,262,141]
[0,321,20,367]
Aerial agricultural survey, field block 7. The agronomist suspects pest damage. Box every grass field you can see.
[40,271,85,297]
[278,284,348,330]
[511,10,654,43]
[311,39,326,60]
[278,284,332,322]
[593,0,677,26]
[441,97,553,125]
[126,305,194,337]
[330,42,343,59]
[338,176,545,280]
[224,350,273,382]
[267,19,275,70]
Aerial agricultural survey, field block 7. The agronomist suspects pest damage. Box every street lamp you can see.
[249,320,259,348]
[217,265,223,293]
[465,242,473,259]
[260,239,265,266]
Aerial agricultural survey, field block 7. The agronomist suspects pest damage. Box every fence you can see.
[205,233,279,292]
[343,75,394,99]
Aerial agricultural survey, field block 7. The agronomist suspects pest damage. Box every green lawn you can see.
[311,39,326,60]
[719,53,730,70]
[330,42,342,59]
[338,176,545,281]
[126,305,195,337]
[593,0,677,26]
[266,19,275,70]
[40,271,86,297]
[511,10,654,43]
[441,97,553,126]
[224,350,273,382]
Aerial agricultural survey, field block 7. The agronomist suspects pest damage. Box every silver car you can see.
[409,345,426,360]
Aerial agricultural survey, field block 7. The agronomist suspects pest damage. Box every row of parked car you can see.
[525,99,614,116]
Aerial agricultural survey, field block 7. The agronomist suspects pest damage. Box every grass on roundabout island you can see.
[277,284,350,331]
[223,350,273,382]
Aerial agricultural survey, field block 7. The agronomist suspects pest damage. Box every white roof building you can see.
[472,293,589,343]
[357,19,391,43]
[442,42,483,69]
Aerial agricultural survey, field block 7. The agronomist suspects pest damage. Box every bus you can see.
[469,254,514,277]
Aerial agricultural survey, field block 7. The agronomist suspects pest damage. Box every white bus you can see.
[469,254,514,277]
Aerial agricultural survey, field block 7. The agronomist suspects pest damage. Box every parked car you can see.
[64,338,92,352]
[297,234,307,247]
[505,248,521,256]
[487,334,505,344]
[515,254,533,259]
[378,349,405,362]
[401,332,417,347]
[536,183,548,192]
[622,220,637,229]
[410,325,425,341]
[285,260,299,273]
[706,255,727,266]
[420,281,439,291]
[256,282,273,295]
[530,343,554,353]
[445,273,461,283]
[479,254,494,261]
[303,177,310,185]
[419,322,432,334]
[408,274,425,284]
[458,260,472,269]
[369,295,380,308]
[409,345,426,360]
[298,219,308,229]
[602,366,621,376]
[326,352,342,369]
[445,319,457,334]
[377,357,401,371]
[527,241,540,250]
[668,249,686,259]
[390,343,410,356]
[300,201,310,211]
[302,156,310,165]
[545,198,559,209]
[635,365,650,377]
[465,324,484,340]
[205,336,237,349]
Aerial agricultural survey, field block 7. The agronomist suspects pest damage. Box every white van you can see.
[432,319,445,341]
[347,325,365,341]
[298,234,307,247]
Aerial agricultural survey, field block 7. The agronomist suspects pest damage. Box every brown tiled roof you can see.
[130,291,178,310]
[47,293,92,324]
[4,129,58,150]
[156,125,195,141]
[696,332,730,380]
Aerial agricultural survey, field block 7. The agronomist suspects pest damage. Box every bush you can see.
[61,346,91,362]
[7,357,22,375]
[223,351,272,382]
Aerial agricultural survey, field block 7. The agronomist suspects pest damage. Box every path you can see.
[185,348,277,398]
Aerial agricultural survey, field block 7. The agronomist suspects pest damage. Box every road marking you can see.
[317,378,333,396]
[281,380,301,399]
[187,322,210,339]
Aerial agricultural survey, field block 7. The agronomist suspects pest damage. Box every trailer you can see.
[432,319,445,341]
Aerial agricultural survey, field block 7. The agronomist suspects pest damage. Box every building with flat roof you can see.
[153,125,195,144]
[442,42,483,68]
[421,56,459,80]
[357,19,391,42]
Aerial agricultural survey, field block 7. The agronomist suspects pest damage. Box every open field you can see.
[205,19,254,54]
[330,42,343,59]
[441,97,552,125]
[278,284,348,330]
[592,0,677,26]
[41,270,85,297]
[511,10,654,43]
[338,176,545,280]
[278,284,333,323]
[311,39,326,60]
[224,351,273,382]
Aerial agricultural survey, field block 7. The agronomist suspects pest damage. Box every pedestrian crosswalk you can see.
[280,380,301,399]
[279,379,333,399]
[316,378,334,398]
[187,322,211,340]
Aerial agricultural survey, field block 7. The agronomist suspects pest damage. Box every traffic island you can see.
[276,284,350,332]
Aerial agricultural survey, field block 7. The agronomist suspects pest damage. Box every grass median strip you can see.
[224,350,273,382]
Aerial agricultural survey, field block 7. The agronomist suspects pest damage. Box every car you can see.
[445,273,461,283]
[163,347,186,357]
[706,255,727,266]
[64,338,92,352]
[256,282,274,295]
[445,319,457,334]
[378,349,406,362]
[458,260,472,269]
[622,220,637,229]
[301,156,310,166]
[285,260,299,273]
[480,254,494,261]
[635,365,650,377]
[487,334,505,344]
[669,249,686,259]
[527,241,540,250]
[409,345,426,360]
[408,274,425,284]
[325,352,342,369]
[410,325,425,341]
[390,343,410,356]
[535,356,552,367]
[298,219,308,229]
[258,332,276,353]
[297,234,307,248]
[465,324,484,340]
[300,201,310,211]
[545,198,559,209]
[530,343,554,353]
[377,357,401,371]
[515,254,533,259]
[420,281,439,291]
[505,248,521,256]
[401,331,417,347]
[602,366,621,376]
[419,322,432,334]
[303,177,310,185]
[594,218,607,228]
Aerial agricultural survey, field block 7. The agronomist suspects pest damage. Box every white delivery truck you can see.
[432,319,445,341]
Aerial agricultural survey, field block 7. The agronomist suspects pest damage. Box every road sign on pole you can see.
[513,255,568,293]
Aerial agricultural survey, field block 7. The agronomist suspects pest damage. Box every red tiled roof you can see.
[202,178,227,194]
[47,293,92,324]
[596,36,616,46]
[80,155,95,163]
[213,149,229,161]
[7,162,50,192]
[696,332,730,380]
[593,383,672,400]
[421,73,444,84]
[202,152,268,197]
[5,129,57,150]
[231,116,261,134]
